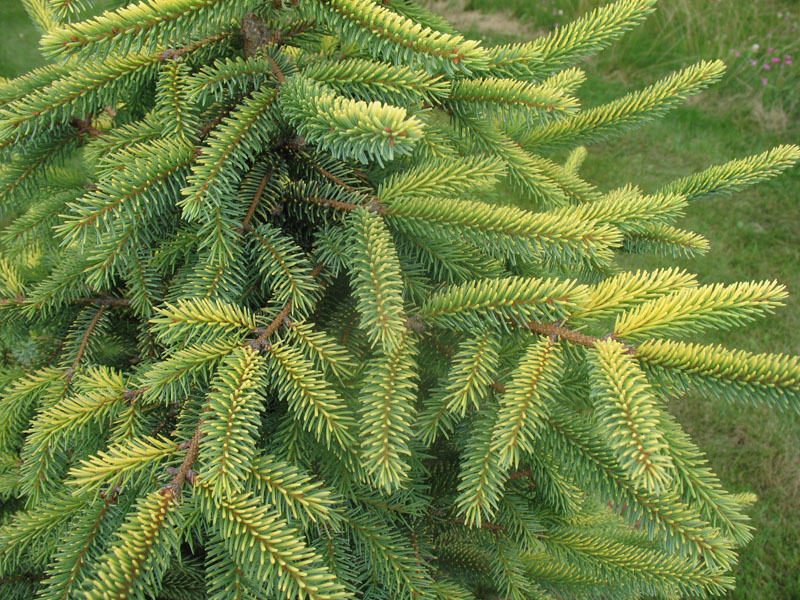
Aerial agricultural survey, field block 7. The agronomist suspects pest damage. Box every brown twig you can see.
[524,321,602,347]
[267,54,286,84]
[248,300,293,351]
[241,167,273,232]
[122,386,150,401]
[163,423,204,494]
[246,263,326,350]
[524,320,635,353]
[508,468,533,481]
[0,574,46,584]
[124,266,327,399]
[303,194,365,212]
[161,31,234,61]
[67,306,106,380]
[312,163,360,195]
[198,113,226,139]
[427,507,505,532]
[70,117,104,138]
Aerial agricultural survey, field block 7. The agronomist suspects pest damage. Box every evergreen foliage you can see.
[0,0,798,598]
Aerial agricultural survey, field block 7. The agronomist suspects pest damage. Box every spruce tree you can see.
[0,0,798,598]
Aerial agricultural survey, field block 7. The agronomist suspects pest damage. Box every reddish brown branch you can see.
[248,300,293,351]
[161,31,234,62]
[163,423,204,494]
[312,163,360,195]
[67,306,106,380]
[303,194,365,212]
[310,263,325,279]
[525,321,601,347]
[90,296,131,308]
[198,113,226,139]
[70,117,104,138]
[427,507,505,532]
[246,263,326,351]
[309,163,385,211]
[526,321,636,354]
[267,55,286,84]
[508,468,533,481]
[0,573,45,584]
[125,267,327,399]
[122,386,150,401]
[241,167,273,232]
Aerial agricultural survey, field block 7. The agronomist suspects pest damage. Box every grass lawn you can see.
[2,1,799,597]
[0,3,46,78]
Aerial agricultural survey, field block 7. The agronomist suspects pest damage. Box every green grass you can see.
[2,1,799,597]
[0,3,46,78]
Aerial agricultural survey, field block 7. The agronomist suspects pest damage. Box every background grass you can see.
[0,3,46,78]
[2,1,798,597]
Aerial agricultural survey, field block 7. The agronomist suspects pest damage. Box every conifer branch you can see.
[2,1,797,596]
[299,193,365,212]
[311,162,362,196]
[164,423,204,495]
[267,55,287,84]
[248,264,326,350]
[427,507,505,532]
[241,166,272,232]
[68,305,106,377]
[525,321,603,348]
[69,116,104,139]
[249,300,294,351]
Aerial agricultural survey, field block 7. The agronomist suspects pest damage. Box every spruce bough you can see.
[0,0,798,598]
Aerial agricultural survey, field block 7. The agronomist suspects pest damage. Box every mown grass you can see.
[2,1,799,597]
[0,3,46,78]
